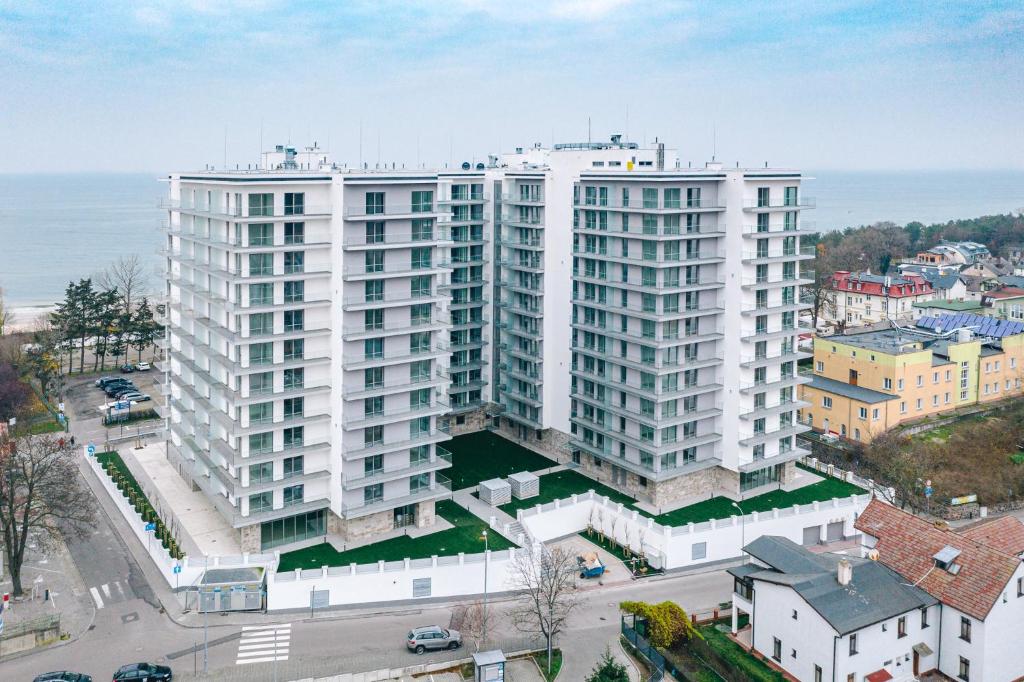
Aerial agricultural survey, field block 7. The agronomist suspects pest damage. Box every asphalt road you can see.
[4,374,734,681]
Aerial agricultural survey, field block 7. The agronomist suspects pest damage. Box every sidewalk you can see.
[0,529,96,654]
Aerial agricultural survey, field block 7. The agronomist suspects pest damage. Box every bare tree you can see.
[0,432,96,595]
[508,544,579,674]
[97,255,150,319]
[449,600,487,651]
[0,287,12,338]
[806,242,838,330]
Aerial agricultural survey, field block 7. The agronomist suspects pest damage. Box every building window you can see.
[960,616,971,642]
[249,461,273,485]
[772,637,781,662]
[791,609,798,620]
[283,484,304,507]
[921,607,929,628]
[365,192,384,215]
[849,633,858,655]
[898,616,906,638]
[691,542,707,560]
[823,396,832,409]
[284,221,304,244]
[884,377,892,389]
[249,491,273,514]
[959,657,970,681]
[284,192,304,216]
[814,666,822,682]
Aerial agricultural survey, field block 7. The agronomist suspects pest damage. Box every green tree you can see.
[619,600,701,649]
[91,288,120,371]
[586,647,629,682]
[53,279,96,373]
[131,297,159,362]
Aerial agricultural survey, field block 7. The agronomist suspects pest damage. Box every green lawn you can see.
[650,475,865,526]
[696,626,786,681]
[498,468,637,515]
[444,431,558,490]
[530,649,562,681]
[277,499,515,571]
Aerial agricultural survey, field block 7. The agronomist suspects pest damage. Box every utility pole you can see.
[481,530,489,647]
[732,501,747,562]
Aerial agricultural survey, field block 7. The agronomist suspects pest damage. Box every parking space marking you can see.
[90,586,104,609]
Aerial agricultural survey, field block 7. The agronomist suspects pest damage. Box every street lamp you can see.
[481,529,489,647]
[732,501,747,563]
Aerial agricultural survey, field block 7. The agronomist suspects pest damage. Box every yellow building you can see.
[799,314,1024,443]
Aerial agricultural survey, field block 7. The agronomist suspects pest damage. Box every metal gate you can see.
[802,525,821,545]
[826,521,845,542]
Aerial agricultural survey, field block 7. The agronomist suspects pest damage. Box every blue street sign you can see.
[115,401,130,410]
[173,564,182,574]
[0,616,4,634]
[145,522,156,532]
[213,586,222,593]
[924,486,933,498]
[86,444,96,456]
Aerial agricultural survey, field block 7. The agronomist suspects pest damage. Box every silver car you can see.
[406,625,462,654]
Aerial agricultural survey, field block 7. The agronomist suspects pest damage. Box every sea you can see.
[1,170,1023,309]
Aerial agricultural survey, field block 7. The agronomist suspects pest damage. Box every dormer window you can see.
[933,545,962,574]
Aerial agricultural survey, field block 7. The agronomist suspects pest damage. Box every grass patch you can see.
[650,476,865,526]
[444,431,558,490]
[499,469,636,515]
[1011,452,1024,465]
[695,625,786,682]
[277,499,515,571]
[103,407,159,426]
[27,419,66,434]
[530,648,562,681]
[96,451,183,558]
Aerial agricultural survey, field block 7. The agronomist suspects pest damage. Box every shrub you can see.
[620,600,702,649]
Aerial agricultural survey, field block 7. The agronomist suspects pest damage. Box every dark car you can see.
[105,383,136,397]
[33,673,92,682]
[95,376,119,387]
[112,663,172,682]
[120,363,135,373]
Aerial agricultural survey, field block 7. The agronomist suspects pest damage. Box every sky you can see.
[1,0,1022,173]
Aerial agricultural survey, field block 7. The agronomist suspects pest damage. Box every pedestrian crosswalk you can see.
[236,623,291,664]
[88,580,130,609]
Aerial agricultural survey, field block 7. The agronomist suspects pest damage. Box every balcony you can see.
[342,368,450,400]
[573,199,726,213]
[740,301,813,317]
[343,260,452,280]
[739,374,812,395]
[741,244,817,264]
[340,398,450,430]
[342,319,449,342]
[739,349,813,368]
[741,221,816,237]
[739,398,811,421]
[570,248,725,268]
[341,473,452,518]
[501,193,544,206]
[343,345,449,369]
[742,197,816,211]
[163,199,332,222]
[343,229,453,249]
[740,275,814,289]
[342,291,446,311]
[343,204,445,221]
[740,324,812,343]
[342,428,451,460]
[574,223,726,239]
[341,447,452,491]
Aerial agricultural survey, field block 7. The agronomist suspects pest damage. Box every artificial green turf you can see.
[444,430,558,490]
[649,476,865,526]
[498,469,637,515]
[277,499,515,571]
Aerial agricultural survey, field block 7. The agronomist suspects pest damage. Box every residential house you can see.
[981,286,1024,321]
[799,314,1024,443]
[729,535,939,682]
[855,500,1024,682]
[829,272,934,327]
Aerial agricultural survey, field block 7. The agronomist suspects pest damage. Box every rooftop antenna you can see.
[588,116,591,146]
[358,118,363,168]
[416,132,420,168]
[625,104,629,142]
[712,125,716,161]
[376,130,381,166]
[258,120,263,169]
[223,125,227,169]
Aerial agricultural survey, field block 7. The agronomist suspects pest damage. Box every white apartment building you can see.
[160,140,815,551]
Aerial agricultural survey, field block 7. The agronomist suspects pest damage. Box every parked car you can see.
[112,663,172,682]
[95,376,119,387]
[106,384,136,397]
[118,392,151,403]
[33,673,92,682]
[406,625,461,654]
[135,362,151,371]
[120,363,135,373]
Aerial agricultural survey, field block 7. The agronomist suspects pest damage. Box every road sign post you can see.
[145,522,156,553]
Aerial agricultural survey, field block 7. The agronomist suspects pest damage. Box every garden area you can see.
[96,450,184,558]
[277,499,516,571]
[665,624,786,682]
[444,430,558,490]
[648,473,865,526]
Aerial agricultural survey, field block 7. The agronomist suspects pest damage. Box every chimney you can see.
[837,558,852,586]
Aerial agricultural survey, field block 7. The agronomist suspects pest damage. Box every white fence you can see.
[84,452,276,588]
[517,490,873,571]
[266,547,522,611]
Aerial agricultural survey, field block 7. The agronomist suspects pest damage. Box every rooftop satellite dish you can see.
[476,162,485,170]
[461,161,471,170]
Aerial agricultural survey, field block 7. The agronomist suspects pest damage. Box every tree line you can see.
[804,213,1024,328]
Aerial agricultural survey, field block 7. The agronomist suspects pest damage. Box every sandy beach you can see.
[8,304,56,333]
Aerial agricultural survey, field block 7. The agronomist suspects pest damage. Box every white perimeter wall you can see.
[518,489,872,571]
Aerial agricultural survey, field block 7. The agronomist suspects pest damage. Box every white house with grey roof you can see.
[730,536,939,682]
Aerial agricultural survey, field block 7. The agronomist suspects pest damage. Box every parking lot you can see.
[65,368,162,429]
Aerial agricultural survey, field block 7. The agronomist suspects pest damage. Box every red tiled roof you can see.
[866,670,893,682]
[854,500,1020,620]
[958,516,1024,557]
[983,286,1024,300]
[831,271,934,298]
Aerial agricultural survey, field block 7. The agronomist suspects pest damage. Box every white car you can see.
[135,362,152,371]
